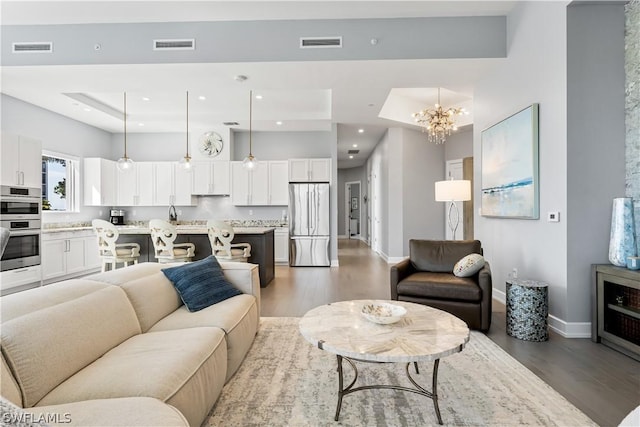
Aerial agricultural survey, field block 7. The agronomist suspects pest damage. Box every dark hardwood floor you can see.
[261,239,640,427]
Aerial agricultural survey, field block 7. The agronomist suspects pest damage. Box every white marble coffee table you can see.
[299,300,470,424]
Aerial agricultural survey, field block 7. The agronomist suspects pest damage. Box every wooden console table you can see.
[591,264,640,361]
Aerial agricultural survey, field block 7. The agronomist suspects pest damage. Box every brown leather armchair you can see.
[390,239,492,331]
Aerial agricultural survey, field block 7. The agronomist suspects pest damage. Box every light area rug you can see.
[205,317,595,427]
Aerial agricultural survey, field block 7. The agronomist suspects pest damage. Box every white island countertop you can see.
[42,225,278,235]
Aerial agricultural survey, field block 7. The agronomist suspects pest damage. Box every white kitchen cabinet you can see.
[231,161,286,206]
[1,133,42,188]
[173,164,195,206]
[269,161,289,205]
[288,158,331,182]
[42,230,100,283]
[192,161,230,195]
[116,161,156,206]
[274,228,289,264]
[151,162,195,206]
[84,158,116,206]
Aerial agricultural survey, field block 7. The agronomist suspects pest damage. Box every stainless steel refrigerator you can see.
[289,183,330,266]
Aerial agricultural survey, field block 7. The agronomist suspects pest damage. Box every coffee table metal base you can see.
[334,355,443,425]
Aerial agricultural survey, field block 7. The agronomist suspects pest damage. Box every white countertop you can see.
[42,225,278,235]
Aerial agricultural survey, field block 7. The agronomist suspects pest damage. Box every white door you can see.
[65,238,86,274]
[192,161,212,195]
[154,162,173,205]
[83,236,101,270]
[41,239,67,280]
[136,162,154,206]
[173,164,194,206]
[231,162,251,205]
[1,133,20,185]
[117,163,138,206]
[309,158,331,182]
[445,159,464,240]
[268,161,289,205]
[288,159,309,182]
[211,161,230,195]
[250,162,269,205]
[18,136,43,188]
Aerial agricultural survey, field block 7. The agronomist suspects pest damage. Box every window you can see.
[41,152,79,212]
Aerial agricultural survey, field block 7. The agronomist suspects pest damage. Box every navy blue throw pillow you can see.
[162,256,242,312]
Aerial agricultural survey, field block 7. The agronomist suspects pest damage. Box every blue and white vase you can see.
[609,198,637,267]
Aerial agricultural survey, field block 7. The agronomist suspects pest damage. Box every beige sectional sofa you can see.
[0,261,260,426]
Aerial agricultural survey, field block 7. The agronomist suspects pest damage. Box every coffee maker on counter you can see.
[109,209,125,225]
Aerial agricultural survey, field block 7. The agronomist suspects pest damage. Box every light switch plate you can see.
[547,211,560,222]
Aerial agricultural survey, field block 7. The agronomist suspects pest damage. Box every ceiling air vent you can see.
[300,36,342,49]
[348,150,360,154]
[223,122,239,126]
[153,39,195,51]
[12,42,53,53]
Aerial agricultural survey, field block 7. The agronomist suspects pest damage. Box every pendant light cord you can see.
[186,91,189,158]
[123,92,128,158]
[249,90,253,156]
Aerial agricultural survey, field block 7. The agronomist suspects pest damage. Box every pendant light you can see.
[116,92,134,172]
[242,90,258,170]
[179,91,193,171]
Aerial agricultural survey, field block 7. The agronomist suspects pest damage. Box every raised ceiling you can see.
[0,1,516,168]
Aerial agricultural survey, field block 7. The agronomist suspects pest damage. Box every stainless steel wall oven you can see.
[0,186,41,272]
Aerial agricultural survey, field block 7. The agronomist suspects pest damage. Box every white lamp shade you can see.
[435,179,471,202]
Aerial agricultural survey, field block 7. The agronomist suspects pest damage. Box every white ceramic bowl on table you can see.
[361,302,407,324]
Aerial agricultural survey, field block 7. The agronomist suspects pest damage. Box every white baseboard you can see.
[378,251,407,264]
[331,259,339,267]
[548,316,591,338]
[338,235,348,239]
[492,287,591,338]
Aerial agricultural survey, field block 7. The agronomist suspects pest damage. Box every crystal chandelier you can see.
[412,88,467,144]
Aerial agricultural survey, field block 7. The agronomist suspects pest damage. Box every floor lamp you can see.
[435,179,471,240]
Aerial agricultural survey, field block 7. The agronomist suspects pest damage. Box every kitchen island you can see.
[115,226,275,287]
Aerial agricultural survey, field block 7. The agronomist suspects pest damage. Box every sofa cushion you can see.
[162,256,242,312]
[409,240,482,273]
[398,272,482,302]
[1,287,141,407]
[1,351,22,407]
[29,397,189,426]
[149,294,259,382]
[37,327,227,427]
[453,254,485,277]
[0,279,109,322]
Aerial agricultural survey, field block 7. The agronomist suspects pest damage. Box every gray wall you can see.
[2,17,506,66]
[401,128,445,255]
[473,1,570,321]
[566,3,627,323]
[626,1,640,252]
[444,128,473,161]
[233,131,331,160]
[366,127,446,260]
[1,94,112,223]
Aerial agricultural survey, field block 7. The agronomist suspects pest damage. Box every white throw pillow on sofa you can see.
[453,254,485,277]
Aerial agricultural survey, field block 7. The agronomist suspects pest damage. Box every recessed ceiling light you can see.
[142,97,150,101]
[368,103,374,107]
[349,155,354,159]
[83,107,91,112]
[352,144,358,148]
[276,121,283,125]
[358,129,364,133]
[138,123,145,127]
[255,95,263,100]
[198,96,206,101]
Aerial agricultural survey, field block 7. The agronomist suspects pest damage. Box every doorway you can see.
[444,159,464,240]
[345,181,361,240]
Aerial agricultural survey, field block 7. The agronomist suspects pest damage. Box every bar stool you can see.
[149,219,195,263]
[91,219,140,272]
[207,220,251,262]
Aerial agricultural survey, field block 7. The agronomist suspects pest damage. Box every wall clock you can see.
[199,131,224,157]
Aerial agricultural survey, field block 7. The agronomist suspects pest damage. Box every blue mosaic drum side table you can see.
[506,279,549,342]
